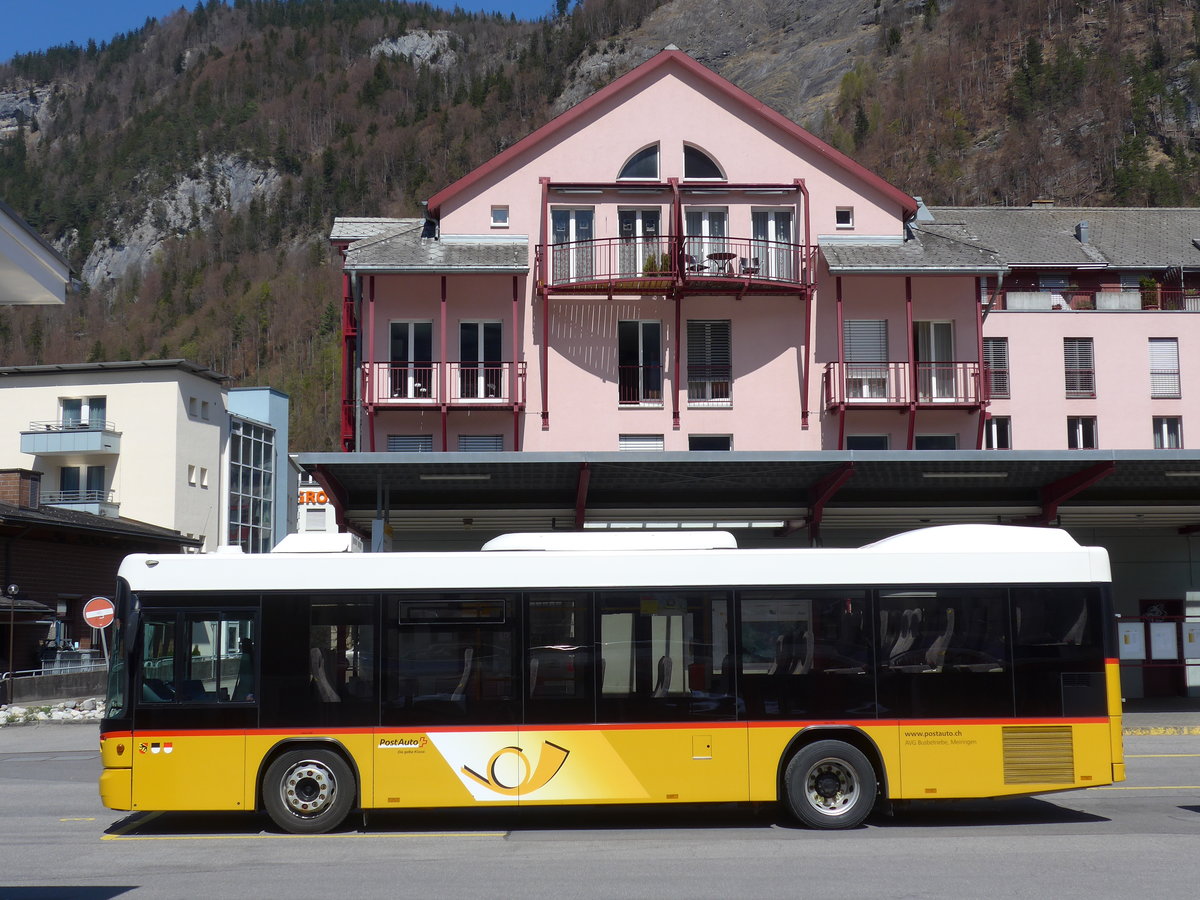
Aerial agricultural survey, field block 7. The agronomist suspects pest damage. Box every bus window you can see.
[137,612,257,705]
[383,593,518,725]
[597,590,734,722]
[526,593,593,724]
[1012,586,1106,716]
[877,588,1010,717]
[739,591,873,719]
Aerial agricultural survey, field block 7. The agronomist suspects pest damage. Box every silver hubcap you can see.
[280,760,337,818]
[804,757,858,816]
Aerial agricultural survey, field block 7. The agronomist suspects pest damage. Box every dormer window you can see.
[683,144,724,180]
[619,144,659,180]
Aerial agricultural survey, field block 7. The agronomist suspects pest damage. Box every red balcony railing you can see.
[365,362,526,406]
[994,289,1200,311]
[537,236,816,294]
[824,361,983,407]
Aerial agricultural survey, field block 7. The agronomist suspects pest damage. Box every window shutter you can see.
[386,435,434,452]
[983,337,1010,398]
[619,434,665,452]
[1039,274,1069,291]
[1063,338,1095,397]
[457,434,505,452]
[843,320,888,362]
[688,320,731,375]
[1149,338,1180,398]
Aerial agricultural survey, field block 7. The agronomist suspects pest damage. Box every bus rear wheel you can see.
[783,740,877,829]
[263,748,355,834]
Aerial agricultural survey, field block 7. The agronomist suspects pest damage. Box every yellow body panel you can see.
[101,717,1119,814]
[1106,659,1125,779]
[99,767,132,810]
[128,733,246,811]
[100,734,132,770]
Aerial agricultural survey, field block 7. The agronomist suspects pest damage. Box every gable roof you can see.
[426,49,916,219]
[928,206,1200,269]
[340,219,529,273]
[0,197,71,306]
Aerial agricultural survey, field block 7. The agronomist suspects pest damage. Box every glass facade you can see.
[228,418,275,553]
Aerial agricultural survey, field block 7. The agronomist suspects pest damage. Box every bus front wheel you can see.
[783,740,877,829]
[263,748,355,834]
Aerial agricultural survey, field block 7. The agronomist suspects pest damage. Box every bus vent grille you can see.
[1002,726,1075,785]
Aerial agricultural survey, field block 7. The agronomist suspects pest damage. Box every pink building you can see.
[330,49,1200,457]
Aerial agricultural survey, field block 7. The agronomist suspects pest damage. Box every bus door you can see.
[376,594,520,809]
[133,610,256,811]
[539,590,745,806]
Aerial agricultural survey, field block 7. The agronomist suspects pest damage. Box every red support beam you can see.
[835,276,846,450]
[779,462,855,544]
[672,289,681,431]
[1023,462,1116,526]
[512,275,521,451]
[367,275,376,452]
[309,466,358,537]
[540,177,551,431]
[440,275,448,452]
[905,276,916,450]
[574,462,591,529]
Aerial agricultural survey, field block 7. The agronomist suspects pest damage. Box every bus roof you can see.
[119,525,1110,593]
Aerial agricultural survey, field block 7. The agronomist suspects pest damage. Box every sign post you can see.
[83,597,115,664]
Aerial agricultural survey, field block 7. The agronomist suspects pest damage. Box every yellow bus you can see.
[99,524,1123,833]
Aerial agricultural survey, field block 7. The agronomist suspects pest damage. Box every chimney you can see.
[0,469,42,509]
[1076,220,1089,243]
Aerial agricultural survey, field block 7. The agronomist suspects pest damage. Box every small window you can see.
[1153,416,1183,449]
[618,144,659,180]
[187,465,197,486]
[683,145,723,180]
[915,434,958,450]
[138,612,257,705]
[835,207,854,229]
[983,337,1010,399]
[984,417,1012,449]
[1067,416,1098,449]
[846,435,889,450]
[200,401,210,421]
[458,434,505,452]
[490,205,509,228]
[688,435,732,451]
[305,507,327,531]
[200,467,209,489]
[188,397,198,416]
[619,434,665,451]
[387,435,435,452]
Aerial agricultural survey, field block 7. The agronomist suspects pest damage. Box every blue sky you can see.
[0,0,558,64]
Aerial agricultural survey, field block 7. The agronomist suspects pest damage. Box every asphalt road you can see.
[1,724,1198,899]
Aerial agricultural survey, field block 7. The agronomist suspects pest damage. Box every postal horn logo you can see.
[462,741,569,797]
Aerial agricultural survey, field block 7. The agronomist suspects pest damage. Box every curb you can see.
[1123,725,1200,736]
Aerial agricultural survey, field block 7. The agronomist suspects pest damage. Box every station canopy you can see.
[296,450,1200,539]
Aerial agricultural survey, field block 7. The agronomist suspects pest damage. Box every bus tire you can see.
[263,748,355,834]
[783,740,877,829]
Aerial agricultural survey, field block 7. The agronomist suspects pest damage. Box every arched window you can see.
[683,145,724,180]
[618,144,659,180]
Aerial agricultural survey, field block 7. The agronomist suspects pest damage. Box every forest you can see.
[0,0,1198,449]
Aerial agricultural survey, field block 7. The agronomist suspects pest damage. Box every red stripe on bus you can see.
[118,716,1112,740]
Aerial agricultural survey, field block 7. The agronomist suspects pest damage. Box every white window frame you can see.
[984,416,1012,450]
[618,320,663,407]
[618,143,660,181]
[551,207,595,283]
[1153,416,1183,449]
[750,208,794,280]
[684,208,729,271]
[1064,337,1096,398]
[619,434,665,452]
[843,319,889,400]
[389,319,435,400]
[687,319,732,407]
[835,207,855,229]
[1067,416,1098,450]
[490,205,509,228]
[458,320,504,400]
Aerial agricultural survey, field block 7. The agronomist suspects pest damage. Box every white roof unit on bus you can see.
[118,524,1110,593]
[272,532,364,553]
[481,531,738,552]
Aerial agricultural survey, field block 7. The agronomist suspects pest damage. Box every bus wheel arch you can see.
[777,728,883,829]
[258,740,359,834]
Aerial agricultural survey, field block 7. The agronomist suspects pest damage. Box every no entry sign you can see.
[83,596,115,629]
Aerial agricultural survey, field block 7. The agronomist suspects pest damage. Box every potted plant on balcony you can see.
[1067,282,1093,309]
[1140,276,1160,309]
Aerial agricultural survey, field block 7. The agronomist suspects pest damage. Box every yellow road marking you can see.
[102,811,163,839]
[1123,726,1200,736]
[1127,753,1200,758]
[103,831,507,842]
[60,817,97,822]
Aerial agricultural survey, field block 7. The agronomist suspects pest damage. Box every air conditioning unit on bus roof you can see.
[481,532,738,552]
[271,532,364,553]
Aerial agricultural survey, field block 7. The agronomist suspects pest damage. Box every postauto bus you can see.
[99,524,1122,832]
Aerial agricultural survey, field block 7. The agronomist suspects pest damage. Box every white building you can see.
[0,360,290,552]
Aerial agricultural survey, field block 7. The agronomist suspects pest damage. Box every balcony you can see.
[996,289,1200,311]
[536,236,817,296]
[20,420,121,456]
[40,489,119,517]
[824,361,983,408]
[365,362,527,408]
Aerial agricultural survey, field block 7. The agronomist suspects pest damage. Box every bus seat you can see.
[528,657,540,697]
[1062,606,1088,645]
[451,648,474,701]
[310,647,341,703]
[791,629,815,675]
[653,655,673,697]
[925,609,956,670]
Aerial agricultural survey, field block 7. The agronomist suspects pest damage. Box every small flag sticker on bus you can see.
[144,742,174,755]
